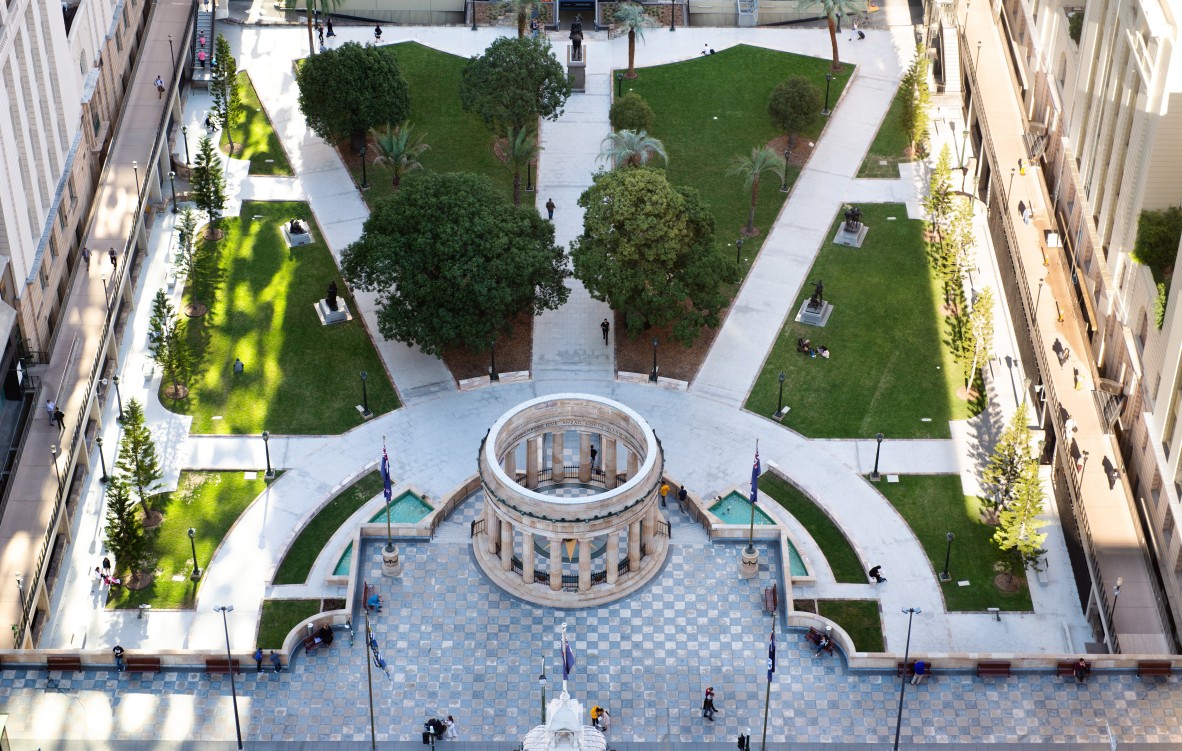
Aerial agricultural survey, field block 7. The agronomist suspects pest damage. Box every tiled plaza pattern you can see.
[6,496,1182,745]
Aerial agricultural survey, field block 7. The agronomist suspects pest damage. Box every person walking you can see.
[545,198,556,220]
[444,715,459,740]
[677,485,688,510]
[45,399,56,423]
[702,687,716,721]
[589,445,598,473]
[198,30,206,48]
[113,645,126,673]
[197,49,207,68]
[326,17,335,36]
[869,565,886,583]
[53,409,66,431]
[108,247,117,269]
[154,75,165,98]
[270,650,283,672]
[374,24,383,41]
[253,648,264,672]
[659,482,670,508]
[81,246,91,267]
[600,318,610,344]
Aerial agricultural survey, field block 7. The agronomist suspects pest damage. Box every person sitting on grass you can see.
[818,345,830,359]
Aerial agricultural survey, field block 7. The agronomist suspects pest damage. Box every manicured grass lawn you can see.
[108,472,271,609]
[759,473,864,583]
[627,45,853,280]
[222,71,293,176]
[273,470,384,585]
[796,598,884,652]
[877,475,1033,611]
[258,599,321,649]
[858,80,912,178]
[745,203,969,438]
[346,42,514,205]
[170,201,398,434]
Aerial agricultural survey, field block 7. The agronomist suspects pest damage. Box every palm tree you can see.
[728,146,786,235]
[305,0,344,55]
[599,130,667,168]
[370,122,430,190]
[503,0,542,37]
[798,0,864,69]
[613,2,657,78]
[505,126,541,207]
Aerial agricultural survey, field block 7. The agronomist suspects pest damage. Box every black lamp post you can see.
[649,338,659,382]
[526,161,534,192]
[50,444,61,488]
[780,149,791,192]
[939,532,954,581]
[132,161,141,199]
[214,605,244,750]
[262,431,274,479]
[735,237,744,270]
[1109,576,1123,650]
[871,432,885,479]
[1007,167,1016,201]
[168,34,176,76]
[670,0,676,30]
[360,371,371,417]
[471,0,477,30]
[822,72,834,115]
[360,145,369,190]
[112,375,125,421]
[182,125,191,166]
[96,436,109,483]
[975,40,982,69]
[776,371,786,415]
[489,342,499,382]
[892,607,921,751]
[959,129,970,169]
[539,658,548,724]
[188,527,202,580]
[615,72,623,98]
[168,171,178,213]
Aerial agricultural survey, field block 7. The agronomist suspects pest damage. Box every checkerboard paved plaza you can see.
[5,490,1182,745]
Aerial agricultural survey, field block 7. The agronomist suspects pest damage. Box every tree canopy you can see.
[296,42,410,145]
[570,167,732,345]
[340,171,569,355]
[191,136,226,229]
[767,76,820,140]
[210,35,242,153]
[460,36,571,136]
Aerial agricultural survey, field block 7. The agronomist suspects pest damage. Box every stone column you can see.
[602,437,617,488]
[550,538,562,591]
[551,431,565,482]
[503,449,517,483]
[522,531,535,584]
[526,437,540,488]
[487,509,500,555]
[579,433,592,482]
[642,506,655,553]
[628,520,641,571]
[500,518,514,572]
[627,450,639,481]
[606,532,620,584]
[578,539,592,591]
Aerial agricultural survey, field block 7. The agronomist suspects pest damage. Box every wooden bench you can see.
[897,661,934,678]
[805,627,835,656]
[303,625,334,654]
[47,656,82,672]
[1137,660,1172,677]
[762,585,778,614]
[125,655,162,673]
[976,660,1011,678]
[1056,660,1092,678]
[205,658,240,675]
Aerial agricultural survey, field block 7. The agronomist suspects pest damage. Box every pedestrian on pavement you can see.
[318,26,325,46]
[108,247,117,269]
[659,482,669,508]
[326,18,335,36]
[598,708,610,732]
[154,75,165,98]
[591,705,603,729]
[910,660,927,685]
[374,24,382,41]
[197,49,207,68]
[253,648,263,672]
[45,399,56,423]
[869,565,886,583]
[94,566,103,583]
[81,246,91,267]
[702,687,716,721]
[54,409,66,431]
[113,645,126,672]
[270,650,283,672]
[677,485,688,510]
[102,557,111,575]
[530,17,540,38]
[600,318,609,344]
[1019,158,1025,176]
[445,715,459,739]
[545,198,556,220]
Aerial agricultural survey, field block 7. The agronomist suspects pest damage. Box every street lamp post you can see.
[776,371,786,415]
[1035,278,1044,312]
[1108,577,1123,651]
[871,432,885,479]
[360,145,369,190]
[168,171,178,213]
[471,0,478,30]
[735,237,744,270]
[892,607,921,751]
[615,72,623,98]
[539,658,548,724]
[132,161,140,199]
[112,375,125,421]
[939,532,954,582]
[959,129,970,169]
[670,0,676,30]
[489,341,499,382]
[360,371,372,417]
[975,40,982,69]
[780,150,791,192]
[1008,167,1016,201]
[262,431,274,479]
[182,125,191,166]
[50,444,61,488]
[649,338,659,382]
[96,436,109,483]
[168,34,176,78]
[214,605,244,750]
[526,161,534,192]
[188,527,202,580]
[822,72,834,115]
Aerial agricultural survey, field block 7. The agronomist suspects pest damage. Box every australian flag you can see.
[562,635,576,680]
[381,447,392,503]
[767,625,776,682]
[749,448,761,505]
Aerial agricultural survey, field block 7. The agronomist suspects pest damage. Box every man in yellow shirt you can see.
[659,483,669,508]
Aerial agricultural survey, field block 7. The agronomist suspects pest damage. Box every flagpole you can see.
[383,437,393,551]
[561,622,568,694]
[760,616,774,751]
[747,439,758,554]
[363,607,377,750]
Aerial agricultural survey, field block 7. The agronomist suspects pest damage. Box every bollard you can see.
[137,604,151,620]
[987,607,1000,622]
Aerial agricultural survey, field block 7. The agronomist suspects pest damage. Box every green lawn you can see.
[858,80,912,178]
[108,472,271,609]
[627,45,853,280]
[222,71,293,176]
[745,203,970,438]
[796,598,884,652]
[169,201,398,434]
[258,599,321,649]
[759,473,864,583]
[273,470,384,585]
[878,475,1033,611]
[347,42,514,204]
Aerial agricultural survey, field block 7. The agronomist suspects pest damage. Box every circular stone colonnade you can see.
[474,394,671,607]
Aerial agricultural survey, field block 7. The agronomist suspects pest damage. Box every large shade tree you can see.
[341,172,570,355]
[296,42,410,146]
[571,167,733,345]
[460,35,571,137]
[798,0,863,69]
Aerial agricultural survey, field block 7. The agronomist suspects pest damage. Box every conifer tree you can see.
[982,402,1034,513]
[115,399,164,514]
[104,478,147,579]
[210,35,243,154]
[191,136,226,232]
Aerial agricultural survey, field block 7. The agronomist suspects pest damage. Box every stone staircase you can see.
[192,6,216,87]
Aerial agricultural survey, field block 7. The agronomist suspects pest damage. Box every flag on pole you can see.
[562,634,576,680]
[381,446,392,503]
[749,448,761,505]
[767,624,776,682]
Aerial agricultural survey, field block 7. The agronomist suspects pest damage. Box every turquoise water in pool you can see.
[333,491,432,576]
[709,491,808,577]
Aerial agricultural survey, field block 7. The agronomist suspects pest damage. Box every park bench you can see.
[976,660,1011,678]
[124,655,162,673]
[204,657,240,675]
[1056,660,1091,678]
[805,627,835,656]
[762,585,778,614]
[46,656,82,672]
[303,624,334,654]
[897,661,934,678]
[1137,660,1172,678]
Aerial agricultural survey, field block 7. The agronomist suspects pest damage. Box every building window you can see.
[1152,471,1162,508]
[39,261,49,290]
[1057,53,1066,87]
[68,175,77,205]
[1165,506,1175,535]
[1139,309,1149,348]
[115,29,123,53]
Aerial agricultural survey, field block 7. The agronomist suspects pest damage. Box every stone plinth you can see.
[795,300,833,327]
[833,222,869,247]
[740,546,760,578]
[283,224,314,247]
[382,544,402,576]
[567,45,586,93]
[315,299,352,325]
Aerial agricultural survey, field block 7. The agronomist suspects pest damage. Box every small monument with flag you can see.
[740,443,761,579]
[522,624,606,751]
[380,442,402,577]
